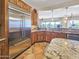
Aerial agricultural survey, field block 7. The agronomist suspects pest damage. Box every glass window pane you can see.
[68,20,79,29]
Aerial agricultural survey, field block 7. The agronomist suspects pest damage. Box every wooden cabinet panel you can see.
[46,32,67,42]
[31,32,37,44]
[9,0,32,13]
[0,45,2,59]
[31,31,67,43]
[22,2,26,10]
[0,0,9,59]
[55,32,67,38]
[0,0,2,36]
[37,31,45,41]
[31,31,45,44]
[1,41,5,59]
[46,32,55,42]
[31,9,38,25]
[23,3,31,12]
[0,40,8,59]
[9,0,17,4]
[17,0,22,8]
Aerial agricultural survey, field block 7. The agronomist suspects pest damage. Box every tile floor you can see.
[9,38,31,59]
[16,42,49,59]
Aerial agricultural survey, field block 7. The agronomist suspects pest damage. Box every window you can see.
[68,20,79,29]
[39,21,62,29]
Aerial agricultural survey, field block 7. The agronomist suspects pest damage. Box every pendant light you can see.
[65,7,68,20]
[51,9,54,21]
[64,7,68,23]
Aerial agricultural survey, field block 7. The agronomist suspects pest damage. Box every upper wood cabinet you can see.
[0,0,9,59]
[9,0,17,4]
[9,0,32,13]
[0,0,2,35]
[31,9,38,25]
[9,0,37,25]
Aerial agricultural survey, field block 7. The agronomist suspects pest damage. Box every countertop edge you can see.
[0,38,6,42]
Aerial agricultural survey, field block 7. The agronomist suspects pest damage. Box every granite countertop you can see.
[45,38,79,59]
[31,29,79,34]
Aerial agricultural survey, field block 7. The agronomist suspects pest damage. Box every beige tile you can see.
[9,39,31,58]
[16,43,49,59]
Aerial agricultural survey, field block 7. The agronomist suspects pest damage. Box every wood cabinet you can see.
[0,40,8,59]
[45,32,55,42]
[18,0,31,12]
[9,0,32,13]
[0,0,9,59]
[0,0,2,36]
[37,31,46,41]
[31,9,38,25]
[54,32,67,38]
[17,0,22,7]
[31,31,46,44]
[31,32,38,44]
[9,0,17,4]
[31,31,67,43]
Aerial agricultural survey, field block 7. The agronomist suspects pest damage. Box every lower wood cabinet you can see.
[31,32,37,44]
[0,45,1,59]
[0,40,8,59]
[45,32,55,42]
[31,31,67,43]
[37,31,46,42]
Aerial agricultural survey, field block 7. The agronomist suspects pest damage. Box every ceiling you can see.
[23,0,79,10]
[38,5,79,19]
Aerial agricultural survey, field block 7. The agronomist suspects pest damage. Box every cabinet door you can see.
[55,32,67,38]
[0,45,2,59]
[31,9,38,25]
[1,41,5,59]
[31,32,37,44]
[0,40,8,59]
[0,0,2,36]
[9,0,17,4]
[46,32,51,42]
[37,31,44,41]
[0,0,9,58]
[17,0,22,8]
